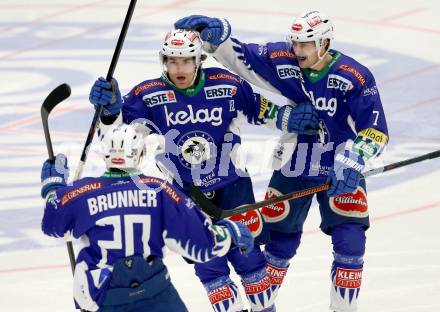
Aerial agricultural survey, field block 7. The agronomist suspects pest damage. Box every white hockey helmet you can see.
[159,29,207,67]
[101,123,146,170]
[287,10,334,53]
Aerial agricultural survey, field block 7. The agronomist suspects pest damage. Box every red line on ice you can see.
[1,201,438,274]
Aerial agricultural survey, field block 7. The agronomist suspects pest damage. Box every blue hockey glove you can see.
[327,147,365,197]
[41,154,69,198]
[89,77,122,117]
[276,101,319,135]
[174,15,231,46]
[216,219,254,254]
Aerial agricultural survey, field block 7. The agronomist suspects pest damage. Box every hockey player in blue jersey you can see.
[88,29,319,312]
[40,123,255,312]
[175,10,389,311]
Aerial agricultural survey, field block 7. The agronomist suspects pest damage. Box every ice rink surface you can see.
[0,0,439,311]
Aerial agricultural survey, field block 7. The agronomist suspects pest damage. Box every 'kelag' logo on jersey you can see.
[164,104,223,126]
[276,64,302,80]
[142,90,176,107]
[204,85,237,99]
[327,74,353,92]
[305,90,338,117]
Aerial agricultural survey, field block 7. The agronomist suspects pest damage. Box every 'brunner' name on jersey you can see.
[87,189,157,215]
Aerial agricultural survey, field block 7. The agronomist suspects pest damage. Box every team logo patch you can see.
[133,81,166,96]
[362,85,378,96]
[170,39,184,46]
[335,268,363,289]
[204,190,215,199]
[291,23,303,31]
[61,182,103,206]
[187,31,199,42]
[138,177,180,203]
[47,192,60,210]
[142,90,176,107]
[164,104,223,126]
[327,74,353,92]
[339,64,366,86]
[261,187,290,223]
[208,73,240,83]
[276,64,302,80]
[307,15,323,28]
[358,128,388,147]
[329,186,368,218]
[208,285,233,304]
[177,131,215,168]
[228,209,263,237]
[269,50,295,59]
[266,263,287,286]
[306,90,338,117]
[204,84,237,99]
[243,275,271,295]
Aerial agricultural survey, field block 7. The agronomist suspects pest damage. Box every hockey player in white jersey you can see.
[40,123,254,312]
[175,10,389,312]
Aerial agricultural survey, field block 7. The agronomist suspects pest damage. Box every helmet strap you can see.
[310,39,330,69]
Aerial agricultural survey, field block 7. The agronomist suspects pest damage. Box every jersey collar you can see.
[302,51,341,83]
[161,69,205,97]
[101,170,142,178]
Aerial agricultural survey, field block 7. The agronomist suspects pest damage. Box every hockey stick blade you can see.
[41,83,71,160]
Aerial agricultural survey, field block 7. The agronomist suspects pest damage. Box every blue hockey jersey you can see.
[42,173,232,310]
[121,67,268,191]
[212,38,389,180]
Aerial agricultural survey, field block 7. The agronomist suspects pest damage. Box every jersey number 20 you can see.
[95,215,151,266]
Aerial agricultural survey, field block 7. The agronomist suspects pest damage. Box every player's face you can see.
[166,56,197,89]
[291,41,320,69]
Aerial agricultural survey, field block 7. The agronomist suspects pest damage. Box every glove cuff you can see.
[334,153,364,172]
[219,18,231,44]
[41,177,66,198]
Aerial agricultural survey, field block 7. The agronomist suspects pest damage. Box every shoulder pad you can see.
[205,67,241,84]
[60,178,104,206]
[335,53,373,88]
[136,176,182,203]
[132,79,167,96]
[267,42,296,60]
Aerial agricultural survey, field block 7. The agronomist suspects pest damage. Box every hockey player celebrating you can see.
[88,29,319,312]
[40,123,255,312]
[175,10,389,311]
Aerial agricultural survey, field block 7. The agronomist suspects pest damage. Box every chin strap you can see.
[309,38,331,69]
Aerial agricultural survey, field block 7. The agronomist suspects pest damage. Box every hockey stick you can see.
[40,1,137,298]
[40,83,77,275]
[73,0,137,181]
[189,149,440,219]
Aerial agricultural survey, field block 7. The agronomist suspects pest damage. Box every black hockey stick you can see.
[40,83,77,275]
[41,84,72,160]
[73,0,137,180]
[189,149,440,219]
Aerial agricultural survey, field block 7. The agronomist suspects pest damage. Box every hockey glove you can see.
[41,154,69,198]
[216,219,254,254]
[175,15,231,46]
[275,102,319,135]
[89,77,122,117]
[327,146,365,197]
